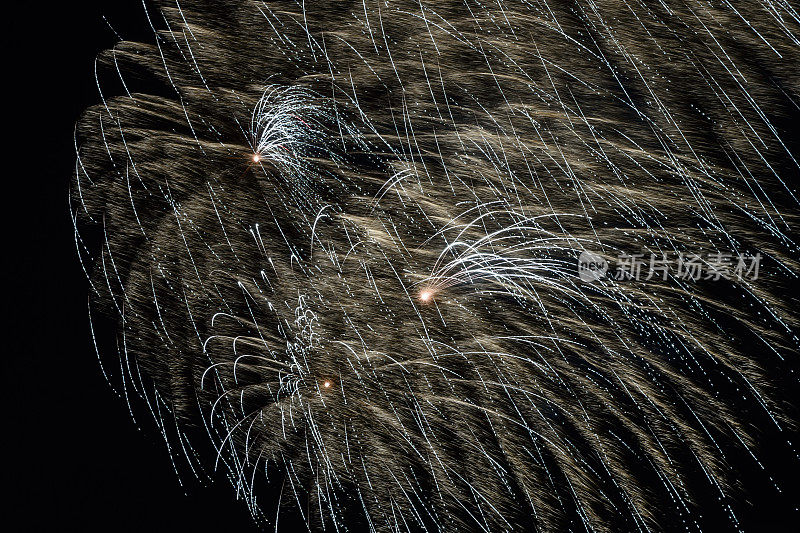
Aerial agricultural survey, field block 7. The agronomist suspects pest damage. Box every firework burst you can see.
[73,1,799,531]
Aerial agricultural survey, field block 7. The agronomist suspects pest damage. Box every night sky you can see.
[6,2,799,531]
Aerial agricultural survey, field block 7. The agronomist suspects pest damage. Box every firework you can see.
[73,1,799,530]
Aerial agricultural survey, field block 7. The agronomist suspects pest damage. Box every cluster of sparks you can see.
[71,0,800,531]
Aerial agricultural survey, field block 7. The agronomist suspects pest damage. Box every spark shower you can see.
[72,1,799,531]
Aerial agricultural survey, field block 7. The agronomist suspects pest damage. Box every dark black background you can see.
[5,1,799,532]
